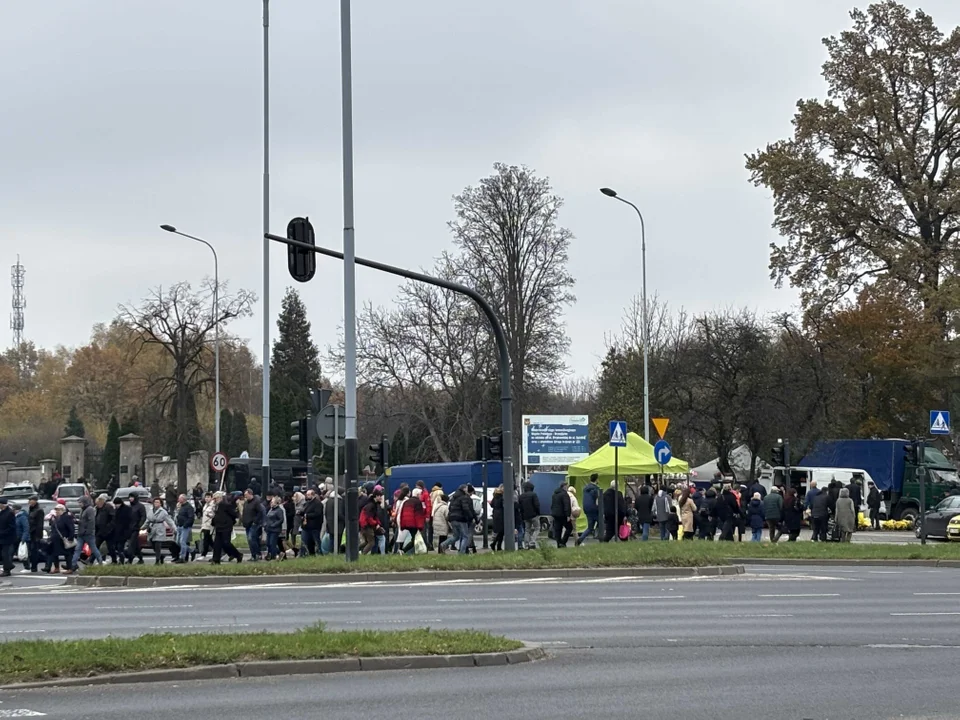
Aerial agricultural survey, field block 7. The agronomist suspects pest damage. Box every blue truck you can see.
[385,461,503,498]
[797,439,960,522]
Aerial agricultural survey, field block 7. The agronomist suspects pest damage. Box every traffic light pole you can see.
[918,439,926,546]
[265,231,518,552]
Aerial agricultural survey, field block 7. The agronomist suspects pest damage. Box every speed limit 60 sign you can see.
[210,451,229,473]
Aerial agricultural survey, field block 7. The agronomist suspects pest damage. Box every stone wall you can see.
[6,467,42,487]
[153,451,209,491]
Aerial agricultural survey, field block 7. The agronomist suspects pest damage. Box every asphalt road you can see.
[1,565,959,718]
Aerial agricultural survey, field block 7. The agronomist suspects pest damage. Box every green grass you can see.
[0,625,521,684]
[84,540,960,577]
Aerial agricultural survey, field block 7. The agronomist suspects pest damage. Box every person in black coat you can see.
[632,485,654,542]
[866,481,882,530]
[847,475,864,515]
[550,484,572,547]
[491,488,506,551]
[26,496,45,573]
[112,497,132,565]
[518,482,541,549]
[718,486,738,541]
[699,488,718,540]
[782,488,803,541]
[0,500,16,576]
[602,483,627,542]
[212,493,243,563]
[94,494,117,563]
[126,494,147,564]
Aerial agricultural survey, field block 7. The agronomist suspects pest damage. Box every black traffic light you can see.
[475,436,486,462]
[290,418,309,462]
[287,216,316,283]
[903,442,917,465]
[369,435,390,475]
[770,442,787,467]
[487,431,503,461]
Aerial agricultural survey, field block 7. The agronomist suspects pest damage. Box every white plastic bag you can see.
[17,542,28,562]
[414,532,427,555]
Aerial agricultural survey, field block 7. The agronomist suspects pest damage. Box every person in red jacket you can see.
[359,490,384,555]
[396,487,426,553]
[416,481,434,550]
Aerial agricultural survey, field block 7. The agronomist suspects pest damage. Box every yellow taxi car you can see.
[948,514,960,541]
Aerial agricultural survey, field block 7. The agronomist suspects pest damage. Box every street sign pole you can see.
[482,459,489,550]
[918,438,926,546]
[613,446,619,542]
[333,405,339,557]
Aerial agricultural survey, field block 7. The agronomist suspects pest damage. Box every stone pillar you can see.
[118,434,143,488]
[188,450,209,490]
[39,459,58,482]
[142,454,163,488]
[0,462,14,489]
[60,436,86,482]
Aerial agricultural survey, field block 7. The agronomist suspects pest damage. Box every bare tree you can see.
[118,281,255,492]
[448,163,576,424]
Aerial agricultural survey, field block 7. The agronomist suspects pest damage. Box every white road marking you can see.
[720,614,793,618]
[436,597,527,602]
[867,570,903,574]
[148,623,251,630]
[890,612,960,617]
[96,604,194,610]
[0,630,45,635]
[599,595,686,600]
[516,640,568,646]
[913,592,960,596]
[757,593,840,598]
[0,710,46,717]
[275,601,363,606]
[866,643,960,648]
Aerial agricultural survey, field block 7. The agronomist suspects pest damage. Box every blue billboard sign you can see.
[521,415,591,467]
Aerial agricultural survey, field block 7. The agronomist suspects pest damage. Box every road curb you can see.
[731,558,955,568]
[64,565,743,587]
[0,646,547,690]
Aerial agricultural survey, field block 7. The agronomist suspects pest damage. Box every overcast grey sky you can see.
[3,0,958,380]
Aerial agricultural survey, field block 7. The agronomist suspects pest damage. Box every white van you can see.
[765,466,878,513]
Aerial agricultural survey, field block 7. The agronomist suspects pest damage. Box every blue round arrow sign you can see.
[653,439,672,465]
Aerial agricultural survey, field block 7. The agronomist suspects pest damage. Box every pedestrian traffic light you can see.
[290,418,309,462]
[487,431,502,461]
[286,216,316,283]
[903,441,917,465]
[476,436,486,462]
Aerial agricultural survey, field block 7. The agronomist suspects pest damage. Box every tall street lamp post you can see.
[599,187,649,442]
[160,224,221,453]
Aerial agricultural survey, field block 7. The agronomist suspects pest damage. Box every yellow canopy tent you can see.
[567,431,689,477]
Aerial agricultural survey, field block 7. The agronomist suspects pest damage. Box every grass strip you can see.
[0,625,521,684]
[83,540,960,577]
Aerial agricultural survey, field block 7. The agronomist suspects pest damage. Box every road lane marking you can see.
[913,592,960,596]
[96,604,194,610]
[757,593,840,598]
[0,710,46,717]
[720,614,793,618]
[436,598,527,602]
[599,595,686,600]
[149,623,251,629]
[867,571,903,574]
[0,630,45,635]
[276,601,363,606]
[866,644,960,648]
[890,612,960,617]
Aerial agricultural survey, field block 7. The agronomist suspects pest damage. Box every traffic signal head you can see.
[380,436,390,471]
[903,442,917,464]
[286,216,316,283]
[369,442,384,472]
[290,418,309,462]
[487,431,503,461]
[771,443,784,466]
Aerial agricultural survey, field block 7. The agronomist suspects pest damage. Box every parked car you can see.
[1,482,37,503]
[915,495,960,539]
[113,487,152,504]
[53,483,90,515]
[948,514,960,541]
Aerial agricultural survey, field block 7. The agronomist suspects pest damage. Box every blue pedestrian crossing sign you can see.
[609,420,628,447]
[930,410,951,435]
[654,439,672,465]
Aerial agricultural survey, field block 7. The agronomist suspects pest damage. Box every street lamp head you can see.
[160,224,177,233]
[599,187,618,198]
